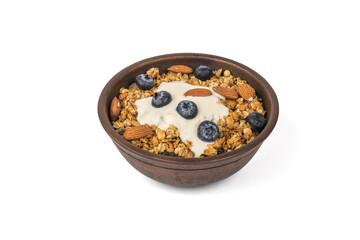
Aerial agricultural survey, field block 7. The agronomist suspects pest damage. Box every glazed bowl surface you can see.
[98,53,279,187]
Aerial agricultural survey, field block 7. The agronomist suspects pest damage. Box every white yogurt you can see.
[135,81,229,157]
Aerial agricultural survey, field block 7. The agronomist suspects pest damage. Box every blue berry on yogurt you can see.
[151,91,172,108]
[176,100,198,119]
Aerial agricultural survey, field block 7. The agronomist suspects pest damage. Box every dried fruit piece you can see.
[123,126,152,140]
[161,151,176,157]
[212,86,238,99]
[236,84,255,101]
[168,65,193,74]
[110,97,121,121]
[184,88,212,97]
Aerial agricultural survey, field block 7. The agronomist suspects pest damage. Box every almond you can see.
[123,126,152,140]
[212,86,238,99]
[168,65,193,74]
[128,83,138,90]
[184,88,212,97]
[236,84,255,101]
[110,97,121,121]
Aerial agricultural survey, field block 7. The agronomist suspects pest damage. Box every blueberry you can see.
[197,120,219,142]
[247,112,267,133]
[194,65,213,81]
[135,74,154,90]
[152,91,172,108]
[176,100,198,119]
[161,151,176,157]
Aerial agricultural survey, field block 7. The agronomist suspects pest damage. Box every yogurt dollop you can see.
[135,81,229,157]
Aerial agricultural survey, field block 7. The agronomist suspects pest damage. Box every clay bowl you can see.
[98,53,279,187]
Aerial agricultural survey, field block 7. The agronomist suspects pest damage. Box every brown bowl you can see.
[98,53,279,187]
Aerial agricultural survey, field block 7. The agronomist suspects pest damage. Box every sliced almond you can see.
[212,86,238,99]
[168,65,193,74]
[128,83,138,90]
[236,84,255,101]
[184,88,212,97]
[123,126,152,140]
[110,97,121,121]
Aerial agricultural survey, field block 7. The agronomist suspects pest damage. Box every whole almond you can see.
[110,97,121,121]
[123,126,152,140]
[168,65,193,74]
[212,86,238,99]
[236,84,255,101]
[184,88,212,97]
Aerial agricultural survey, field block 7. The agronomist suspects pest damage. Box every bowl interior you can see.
[98,53,279,168]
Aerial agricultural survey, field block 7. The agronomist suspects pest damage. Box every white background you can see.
[1,0,359,239]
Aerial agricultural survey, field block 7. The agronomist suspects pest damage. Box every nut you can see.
[110,97,121,121]
[184,88,212,97]
[212,86,238,99]
[236,84,255,101]
[128,83,138,90]
[123,126,152,140]
[168,65,193,74]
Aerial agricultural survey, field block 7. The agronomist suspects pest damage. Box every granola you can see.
[111,67,266,157]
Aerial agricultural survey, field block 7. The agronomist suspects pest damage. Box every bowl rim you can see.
[98,53,279,168]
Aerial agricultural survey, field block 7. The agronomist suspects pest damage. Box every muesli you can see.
[110,65,266,158]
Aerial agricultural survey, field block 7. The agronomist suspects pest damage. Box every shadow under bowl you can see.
[98,53,279,187]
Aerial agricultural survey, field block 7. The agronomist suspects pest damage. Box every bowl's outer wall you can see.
[98,53,279,187]
[115,141,262,187]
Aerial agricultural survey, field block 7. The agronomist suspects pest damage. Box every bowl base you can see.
[117,143,260,187]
